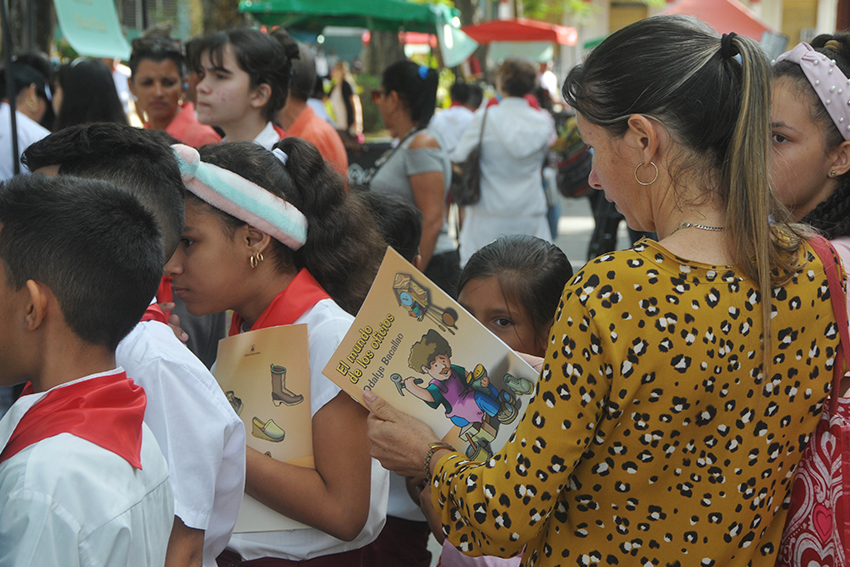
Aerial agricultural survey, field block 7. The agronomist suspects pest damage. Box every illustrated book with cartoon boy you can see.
[215,324,313,532]
[322,248,538,460]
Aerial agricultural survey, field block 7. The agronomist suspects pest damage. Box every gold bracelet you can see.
[424,441,454,484]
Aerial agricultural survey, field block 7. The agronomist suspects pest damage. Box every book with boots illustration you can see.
[322,248,538,460]
[215,324,313,532]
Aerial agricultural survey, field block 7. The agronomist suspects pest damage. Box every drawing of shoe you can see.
[252,417,286,442]
[495,390,519,425]
[270,364,304,406]
[503,373,534,396]
[468,364,492,395]
[225,391,243,415]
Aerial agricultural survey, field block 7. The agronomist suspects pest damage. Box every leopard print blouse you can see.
[431,239,841,567]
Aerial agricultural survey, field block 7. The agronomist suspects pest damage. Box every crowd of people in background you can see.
[0,13,850,567]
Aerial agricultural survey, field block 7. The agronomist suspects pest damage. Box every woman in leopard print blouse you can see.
[366,16,843,567]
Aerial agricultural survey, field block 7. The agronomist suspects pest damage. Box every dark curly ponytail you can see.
[197,139,386,314]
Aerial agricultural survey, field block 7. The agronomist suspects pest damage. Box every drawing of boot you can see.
[270,364,303,406]
[252,417,286,442]
[225,391,243,415]
[503,373,534,396]
[468,364,491,395]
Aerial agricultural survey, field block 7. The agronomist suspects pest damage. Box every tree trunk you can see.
[363,30,405,75]
[4,0,54,56]
[454,0,479,25]
[839,0,850,32]
[202,0,246,34]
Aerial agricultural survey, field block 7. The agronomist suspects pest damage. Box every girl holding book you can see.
[427,235,573,567]
[166,137,388,565]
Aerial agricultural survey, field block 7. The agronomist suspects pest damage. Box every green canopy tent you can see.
[239,0,477,67]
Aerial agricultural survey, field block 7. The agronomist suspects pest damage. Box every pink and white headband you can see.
[777,42,850,140]
[172,144,308,250]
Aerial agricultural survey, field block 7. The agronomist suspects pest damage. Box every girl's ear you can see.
[245,225,272,255]
[829,140,850,177]
[249,83,272,111]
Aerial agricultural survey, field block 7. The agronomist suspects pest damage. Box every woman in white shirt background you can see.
[452,57,556,267]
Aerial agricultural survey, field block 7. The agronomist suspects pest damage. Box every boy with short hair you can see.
[23,123,246,567]
[0,174,173,565]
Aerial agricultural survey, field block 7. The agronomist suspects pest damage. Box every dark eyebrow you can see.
[769,121,793,130]
[204,64,231,75]
[484,307,513,319]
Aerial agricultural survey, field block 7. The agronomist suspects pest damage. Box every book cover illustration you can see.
[215,324,313,532]
[323,248,538,460]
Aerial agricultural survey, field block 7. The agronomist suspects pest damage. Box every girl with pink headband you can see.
[771,35,850,298]
[166,138,389,565]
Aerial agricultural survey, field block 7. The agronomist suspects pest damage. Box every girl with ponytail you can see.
[365,15,841,565]
[369,59,459,296]
[166,137,388,565]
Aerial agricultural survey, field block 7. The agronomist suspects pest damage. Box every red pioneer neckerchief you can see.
[141,302,169,325]
[229,268,331,334]
[0,371,146,469]
[156,276,174,316]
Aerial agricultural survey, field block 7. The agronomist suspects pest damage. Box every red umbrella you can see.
[461,18,578,46]
[660,0,775,40]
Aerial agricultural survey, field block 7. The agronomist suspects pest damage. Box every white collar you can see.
[253,122,280,151]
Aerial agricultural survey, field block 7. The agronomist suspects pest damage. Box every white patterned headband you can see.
[171,144,308,250]
[777,42,850,140]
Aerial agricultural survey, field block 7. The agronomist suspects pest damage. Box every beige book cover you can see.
[322,248,538,460]
[215,324,314,532]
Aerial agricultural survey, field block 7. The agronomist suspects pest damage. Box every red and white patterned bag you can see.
[777,236,850,567]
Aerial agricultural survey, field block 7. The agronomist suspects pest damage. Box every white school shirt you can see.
[227,298,390,561]
[0,102,49,180]
[386,472,427,521]
[429,105,474,155]
[0,369,174,567]
[117,319,246,567]
[253,122,281,151]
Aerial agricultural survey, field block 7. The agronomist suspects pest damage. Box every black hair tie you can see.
[720,33,739,59]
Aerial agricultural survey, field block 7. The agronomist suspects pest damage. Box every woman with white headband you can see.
[165,138,388,565]
[771,36,850,295]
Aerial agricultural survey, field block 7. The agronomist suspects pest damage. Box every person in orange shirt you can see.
[274,30,348,178]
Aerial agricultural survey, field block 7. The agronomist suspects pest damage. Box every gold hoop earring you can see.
[634,161,659,186]
[249,252,264,269]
